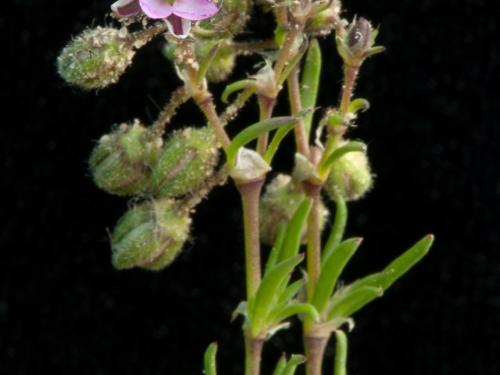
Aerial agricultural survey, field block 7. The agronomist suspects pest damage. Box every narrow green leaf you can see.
[221,79,256,103]
[278,279,304,304]
[380,234,434,290]
[227,116,299,168]
[265,223,287,275]
[197,43,221,84]
[333,331,348,375]
[312,238,363,313]
[203,342,218,375]
[269,303,320,325]
[300,39,322,138]
[264,124,295,164]
[327,287,382,320]
[341,272,387,295]
[278,199,313,262]
[347,98,370,115]
[251,255,304,330]
[322,192,347,263]
[272,355,287,375]
[318,141,367,176]
[282,354,306,375]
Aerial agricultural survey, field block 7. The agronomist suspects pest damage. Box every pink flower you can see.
[111,0,218,37]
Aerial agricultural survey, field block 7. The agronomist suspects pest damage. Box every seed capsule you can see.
[111,199,191,271]
[260,174,328,245]
[151,127,219,198]
[89,120,162,196]
[324,146,373,201]
[57,26,136,90]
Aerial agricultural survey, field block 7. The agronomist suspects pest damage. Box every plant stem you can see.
[256,95,276,156]
[303,180,322,300]
[244,337,264,375]
[304,336,329,375]
[287,65,310,157]
[339,65,360,116]
[236,178,265,298]
[232,39,277,54]
[151,86,188,138]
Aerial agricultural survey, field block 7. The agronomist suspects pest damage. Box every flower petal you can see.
[139,0,173,19]
[172,0,218,21]
[111,0,142,17]
[165,14,192,37]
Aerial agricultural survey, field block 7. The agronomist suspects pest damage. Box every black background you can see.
[2,0,499,374]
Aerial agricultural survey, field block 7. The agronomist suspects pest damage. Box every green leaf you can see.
[322,192,347,263]
[380,234,434,290]
[221,79,256,103]
[318,141,367,176]
[278,43,308,86]
[278,280,304,304]
[341,272,387,295]
[333,331,348,375]
[272,355,287,375]
[282,354,306,375]
[312,238,363,313]
[347,98,370,115]
[269,303,320,325]
[251,255,304,330]
[197,43,221,84]
[278,199,313,262]
[265,223,287,275]
[203,342,218,375]
[227,116,299,168]
[264,124,295,164]
[300,39,322,137]
[327,286,382,320]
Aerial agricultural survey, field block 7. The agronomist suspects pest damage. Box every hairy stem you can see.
[256,95,276,156]
[287,65,310,157]
[303,180,322,299]
[339,65,360,116]
[304,336,329,375]
[151,86,188,138]
[244,337,264,375]
[236,178,265,298]
[232,39,277,54]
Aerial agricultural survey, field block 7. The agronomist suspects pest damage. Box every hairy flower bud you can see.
[151,127,219,198]
[324,145,373,201]
[336,17,385,67]
[307,0,344,36]
[111,199,191,271]
[260,174,328,245]
[57,27,136,90]
[89,120,162,196]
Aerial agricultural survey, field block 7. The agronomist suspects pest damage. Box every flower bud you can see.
[89,120,162,196]
[111,199,191,271]
[324,144,373,201]
[306,0,344,36]
[151,127,219,198]
[260,174,328,245]
[336,17,385,67]
[57,26,136,90]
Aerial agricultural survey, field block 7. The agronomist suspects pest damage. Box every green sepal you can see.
[203,342,218,375]
[322,192,347,262]
[312,238,363,313]
[300,39,322,138]
[272,355,288,375]
[333,331,348,375]
[227,116,300,168]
